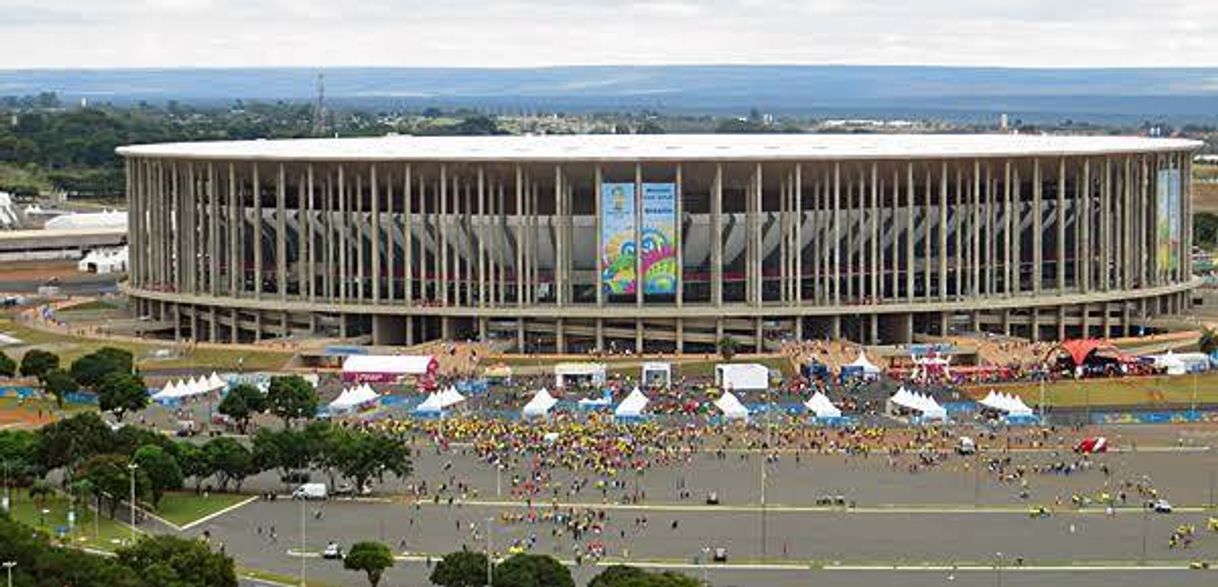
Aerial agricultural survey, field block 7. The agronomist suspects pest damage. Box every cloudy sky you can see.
[1,0,1213,69]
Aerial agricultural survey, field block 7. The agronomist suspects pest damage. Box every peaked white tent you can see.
[887,387,947,421]
[847,351,882,375]
[435,386,466,409]
[804,392,843,418]
[614,387,650,418]
[329,384,380,414]
[714,391,750,420]
[207,372,226,390]
[978,390,1034,417]
[522,388,559,418]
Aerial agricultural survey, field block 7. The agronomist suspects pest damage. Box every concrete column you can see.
[924,164,933,299]
[384,167,395,302]
[595,165,604,307]
[1056,158,1066,292]
[635,320,643,354]
[1030,310,1040,342]
[231,309,239,343]
[1032,159,1042,294]
[833,162,841,304]
[906,163,916,302]
[555,164,565,307]
[940,162,950,300]
[1081,303,1091,338]
[497,181,507,306]
[517,319,525,352]
[755,318,764,353]
[478,167,487,308]
[371,164,382,303]
[1101,158,1111,291]
[870,163,880,303]
[1002,161,1012,296]
[596,319,604,352]
[869,314,878,343]
[635,163,644,308]
[254,311,262,343]
[712,164,724,307]
[252,164,263,299]
[338,167,348,303]
[1057,306,1066,340]
[306,165,316,301]
[1002,309,1011,335]
[210,307,218,342]
[439,165,449,306]
[972,160,981,297]
[795,163,803,305]
[754,163,763,306]
[276,164,288,301]
[676,318,685,353]
[515,165,524,306]
[208,163,219,297]
[355,172,365,302]
[1080,160,1091,293]
[556,318,565,353]
[779,175,788,304]
[831,315,841,340]
[464,176,474,307]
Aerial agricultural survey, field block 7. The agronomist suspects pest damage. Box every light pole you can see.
[127,462,139,543]
[485,516,494,587]
[994,552,1003,587]
[3,561,15,587]
[3,459,9,513]
[1038,378,1046,423]
[300,496,307,587]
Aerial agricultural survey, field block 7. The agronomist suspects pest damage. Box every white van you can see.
[292,483,327,500]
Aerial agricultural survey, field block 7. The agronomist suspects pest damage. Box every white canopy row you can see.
[152,372,226,401]
[415,386,467,414]
[978,390,1034,416]
[804,392,843,418]
[614,387,650,418]
[888,387,947,420]
[328,384,380,413]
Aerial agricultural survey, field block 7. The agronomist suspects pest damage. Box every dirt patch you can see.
[1192,182,1218,213]
[0,261,81,283]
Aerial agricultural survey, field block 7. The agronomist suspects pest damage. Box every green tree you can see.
[112,425,172,456]
[265,375,318,429]
[337,429,413,493]
[717,336,739,361]
[0,515,144,587]
[97,372,148,422]
[1200,328,1218,355]
[0,429,41,486]
[0,352,16,377]
[494,554,573,587]
[132,444,183,507]
[589,566,701,587]
[41,368,78,408]
[217,383,266,433]
[78,454,149,518]
[34,412,113,472]
[174,441,214,493]
[343,541,395,587]
[70,346,134,389]
[253,428,313,489]
[430,550,490,587]
[116,534,238,587]
[20,348,59,380]
[203,437,255,492]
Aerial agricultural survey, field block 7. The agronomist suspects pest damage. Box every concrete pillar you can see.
[869,314,878,344]
[833,163,841,305]
[517,319,525,352]
[1030,310,1040,342]
[555,318,565,353]
[231,309,239,343]
[712,164,724,307]
[676,318,685,353]
[555,164,565,307]
[276,164,288,300]
[515,165,524,306]
[254,311,263,343]
[1002,309,1011,336]
[370,164,381,303]
[404,165,413,306]
[831,315,841,340]
[754,318,764,353]
[209,307,218,342]
[1056,158,1066,292]
[596,319,604,352]
[440,165,449,306]
[635,320,643,354]
[635,163,644,308]
[907,163,916,302]
[1032,159,1042,294]
[795,163,803,305]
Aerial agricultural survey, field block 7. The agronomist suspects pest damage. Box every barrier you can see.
[1091,410,1218,425]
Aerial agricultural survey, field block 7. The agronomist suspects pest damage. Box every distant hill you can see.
[2,65,1217,124]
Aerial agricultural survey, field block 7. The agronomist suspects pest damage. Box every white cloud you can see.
[0,0,1215,68]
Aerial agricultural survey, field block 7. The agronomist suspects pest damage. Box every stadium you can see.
[118,134,1200,353]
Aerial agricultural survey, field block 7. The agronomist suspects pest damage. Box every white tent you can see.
[522,388,559,418]
[714,391,750,420]
[847,351,882,375]
[887,387,946,421]
[436,386,466,409]
[207,372,226,390]
[804,392,843,418]
[414,392,445,414]
[554,363,607,388]
[1150,351,1187,376]
[614,386,650,418]
[641,362,672,387]
[329,385,380,413]
[714,364,769,391]
[978,390,1034,417]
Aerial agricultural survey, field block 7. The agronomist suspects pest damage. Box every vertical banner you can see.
[641,183,678,295]
[600,183,637,296]
[1157,169,1181,272]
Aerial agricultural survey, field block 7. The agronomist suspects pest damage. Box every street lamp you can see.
[3,460,9,513]
[3,561,15,587]
[127,462,139,543]
[995,552,1003,587]
[300,496,307,587]
[485,516,494,587]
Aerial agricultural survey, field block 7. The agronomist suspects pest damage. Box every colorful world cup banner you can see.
[1157,169,1181,272]
[600,183,637,296]
[641,183,678,295]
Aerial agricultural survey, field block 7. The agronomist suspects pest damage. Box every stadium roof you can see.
[118,133,1202,162]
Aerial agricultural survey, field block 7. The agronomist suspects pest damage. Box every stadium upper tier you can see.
[119,133,1200,353]
[117,133,1201,162]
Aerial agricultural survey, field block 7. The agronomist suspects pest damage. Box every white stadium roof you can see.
[117,133,1201,162]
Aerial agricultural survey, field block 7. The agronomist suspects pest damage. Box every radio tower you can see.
[311,72,327,136]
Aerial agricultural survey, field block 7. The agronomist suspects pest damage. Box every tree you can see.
[97,372,148,422]
[20,349,59,380]
[41,368,78,408]
[112,425,172,456]
[252,428,313,489]
[116,534,238,587]
[265,375,318,429]
[78,454,149,518]
[430,550,490,587]
[203,437,255,492]
[1200,328,1218,355]
[717,336,739,361]
[343,541,395,587]
[70,347,134,389]
[589,566,701,587]
[493,554,573,587]
[35,412,113,472]
[132,445,182,507]
[0,429,41,486]
[174,441,214,493]
[217,383,266,434]
[0,352,16,377]
[337,429,413,493]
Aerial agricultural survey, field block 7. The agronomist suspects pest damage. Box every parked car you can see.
[292,483,327,501]
[712,547,728,563]
[1148,499,1173,513]
[322,541,343,560]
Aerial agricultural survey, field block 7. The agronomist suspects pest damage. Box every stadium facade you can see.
[118,134,1200,353]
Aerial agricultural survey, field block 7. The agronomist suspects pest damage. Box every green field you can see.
[0,314,293,372]
[7,492,135,551]
[970,372,1218,408]
[154,492,251,527]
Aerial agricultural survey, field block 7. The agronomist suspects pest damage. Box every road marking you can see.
[284,550,1213,572]
[180,496,260,531]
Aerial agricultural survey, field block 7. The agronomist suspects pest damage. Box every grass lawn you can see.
[155,492,251,527]
[966,372,1218,408]
[7,492,135,551]
[238,566,335,587]
[0,314,293,373]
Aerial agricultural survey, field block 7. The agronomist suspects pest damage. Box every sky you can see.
[1,0,1215,69]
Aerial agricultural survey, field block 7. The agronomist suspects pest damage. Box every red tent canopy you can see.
[1054,339,1120,366]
